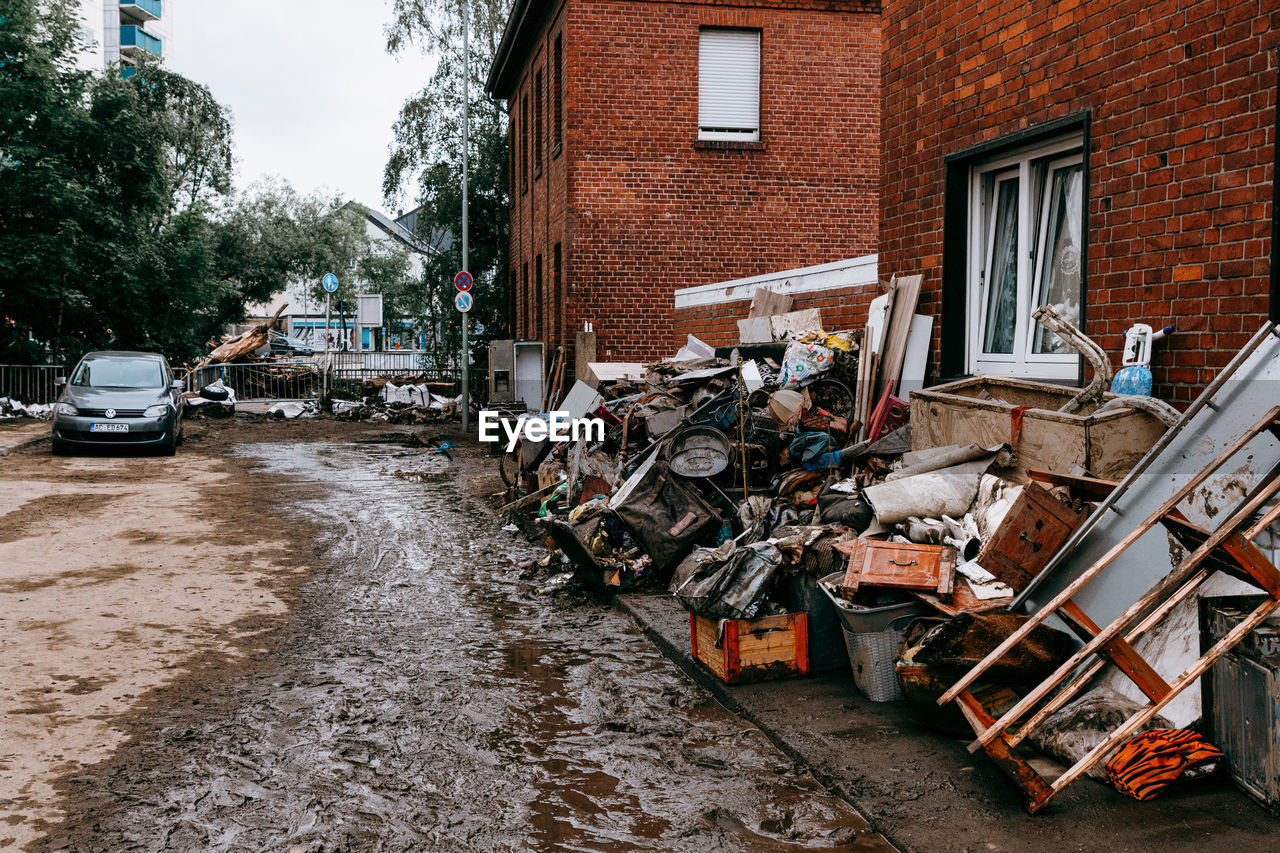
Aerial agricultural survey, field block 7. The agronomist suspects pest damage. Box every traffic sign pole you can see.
[321,273,338,403]
[460,0,470,432]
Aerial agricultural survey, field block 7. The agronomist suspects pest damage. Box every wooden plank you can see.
[955,691,1056,813]
[748,287,793,318]
[1026,468,1118,502]
[939,406,1280,705]
[875,273,922,400]
[970,473,1280,748]
[1047,597,1280,803]
[1057,601,1172,704]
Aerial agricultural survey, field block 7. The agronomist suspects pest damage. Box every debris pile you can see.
[331,376,462,424]
[493,277,1280,813]
[0,397,52,420]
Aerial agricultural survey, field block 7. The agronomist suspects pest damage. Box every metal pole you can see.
[323,291,332,402]
[460,0,471,431]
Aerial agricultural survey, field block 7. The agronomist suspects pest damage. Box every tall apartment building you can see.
[75,0,172,76]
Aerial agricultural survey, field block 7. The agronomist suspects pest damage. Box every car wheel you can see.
[162,430,178,456]
[51,439,70,456]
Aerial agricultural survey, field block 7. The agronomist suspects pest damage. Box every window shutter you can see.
[698,29,760,140]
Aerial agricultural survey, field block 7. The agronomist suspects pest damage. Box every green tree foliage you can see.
[384,0,512,370]
[0,2,393,367]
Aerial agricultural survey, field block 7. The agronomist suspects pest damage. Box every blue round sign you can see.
[322,273,339,293]
[455,291,473,313]
[454,271,473,292]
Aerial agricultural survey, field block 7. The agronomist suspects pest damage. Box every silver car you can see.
[51,351,186,455]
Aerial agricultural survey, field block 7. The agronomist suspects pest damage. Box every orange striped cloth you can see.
[1106,729,1223,801]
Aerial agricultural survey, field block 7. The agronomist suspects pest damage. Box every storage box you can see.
[780,573,848,672]
[1200,595,1280,815]
[908,376,1167,481]
[690,612,810,684]
[976,482,1087,592]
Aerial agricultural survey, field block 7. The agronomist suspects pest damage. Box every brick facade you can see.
[881,0,1278,401]
[493,0,881,372]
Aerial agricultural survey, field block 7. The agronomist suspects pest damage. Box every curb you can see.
[611,595,905,852]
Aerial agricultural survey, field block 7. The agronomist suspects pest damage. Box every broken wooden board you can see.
[582,362,646,388]
[748,287,793,318]
[198,303,288,368]
[875,273,922,401]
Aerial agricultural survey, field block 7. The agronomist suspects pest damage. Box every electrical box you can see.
[488,340,544,410]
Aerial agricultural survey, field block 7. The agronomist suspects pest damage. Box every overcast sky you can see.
[169,0,437,214]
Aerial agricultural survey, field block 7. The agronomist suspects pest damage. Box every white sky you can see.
[169,0,437,212]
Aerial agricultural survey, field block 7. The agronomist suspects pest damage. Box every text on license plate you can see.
[90,423,129,433]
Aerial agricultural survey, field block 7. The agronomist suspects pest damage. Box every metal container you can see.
[1199,595,1280,815]
[665,425,730,478]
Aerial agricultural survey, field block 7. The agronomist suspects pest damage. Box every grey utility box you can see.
[1200,595,1280,816]
[488,340,544,410]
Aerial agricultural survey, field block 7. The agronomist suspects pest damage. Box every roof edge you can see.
[485,0,541,99]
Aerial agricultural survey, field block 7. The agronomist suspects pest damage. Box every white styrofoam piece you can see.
[867,293,891,356]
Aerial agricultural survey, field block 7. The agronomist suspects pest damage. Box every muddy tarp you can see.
[863,450,1010,524]
[611,459,720,572]
[671,541,784,621]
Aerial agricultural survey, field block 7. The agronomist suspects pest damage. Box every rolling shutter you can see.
[698,29,760,141]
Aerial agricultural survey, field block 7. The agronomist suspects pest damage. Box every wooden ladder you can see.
[938,406,1280,813]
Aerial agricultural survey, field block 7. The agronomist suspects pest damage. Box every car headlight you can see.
[144,404,170,418]
[54,402,77,416]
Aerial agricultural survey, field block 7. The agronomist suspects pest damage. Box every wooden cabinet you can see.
[836,539,956,597]
[690,613,810,684]
[976,482,1086,592]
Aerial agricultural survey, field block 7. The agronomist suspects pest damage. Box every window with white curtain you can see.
[967,136,1084,379]
[698,29,760,142]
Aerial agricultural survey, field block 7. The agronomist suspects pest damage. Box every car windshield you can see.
[70,357,164,389]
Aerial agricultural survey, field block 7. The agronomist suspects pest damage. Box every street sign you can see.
[455,291,473,313]
[322,273,339,293]
[454,270,473,292]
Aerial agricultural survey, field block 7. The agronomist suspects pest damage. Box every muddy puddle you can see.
[40,442,891,852]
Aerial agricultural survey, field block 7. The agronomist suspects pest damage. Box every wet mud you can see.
[39,441,890,852]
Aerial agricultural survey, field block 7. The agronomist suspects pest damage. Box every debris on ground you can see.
[0,397,52,420]
[486,279,1280,814]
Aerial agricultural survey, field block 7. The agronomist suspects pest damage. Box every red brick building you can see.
[486,0,881,368]
[880,0,1279,401]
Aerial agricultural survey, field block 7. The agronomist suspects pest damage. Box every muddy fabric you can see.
[612,461,720,572]
[671,542,784,621]
[1030,687,1175,780]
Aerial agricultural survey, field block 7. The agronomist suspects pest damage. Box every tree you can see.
[383,0,512,372]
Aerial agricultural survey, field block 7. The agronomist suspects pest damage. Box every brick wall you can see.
[502,0,880,369]
[881,0,1278,402]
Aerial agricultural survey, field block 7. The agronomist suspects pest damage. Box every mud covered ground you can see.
[6,420,891,851]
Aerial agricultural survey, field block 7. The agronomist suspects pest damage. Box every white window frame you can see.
[697,28,761,142]
[966,135,1085,380]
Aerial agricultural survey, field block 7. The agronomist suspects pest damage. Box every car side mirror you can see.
[171,379,186,391]
[54,377,67,388]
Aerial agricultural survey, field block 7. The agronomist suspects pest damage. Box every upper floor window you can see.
[698,28,760,142]
[521,94,530,193]
[967,135,1084,380]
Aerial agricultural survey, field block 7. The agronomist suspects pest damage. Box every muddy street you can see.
[28,433,890,851]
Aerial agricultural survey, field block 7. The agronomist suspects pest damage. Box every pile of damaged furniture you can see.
[499,276,1280,815]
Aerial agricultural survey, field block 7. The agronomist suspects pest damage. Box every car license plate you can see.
[90,423,129,433]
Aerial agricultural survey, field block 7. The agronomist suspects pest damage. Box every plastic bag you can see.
[778,341,836,390]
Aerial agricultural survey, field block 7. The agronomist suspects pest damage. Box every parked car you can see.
[50,351,185,455]
[269,332,315,357]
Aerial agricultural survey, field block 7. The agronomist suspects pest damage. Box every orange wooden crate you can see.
[689,612,810,684]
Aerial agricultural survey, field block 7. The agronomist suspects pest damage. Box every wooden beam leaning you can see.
[972,472,1280,751]
[939,405,1280,706]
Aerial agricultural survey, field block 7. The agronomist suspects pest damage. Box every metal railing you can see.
[183,362,322,403]
[0,364,64,404]
[305,351,445,373]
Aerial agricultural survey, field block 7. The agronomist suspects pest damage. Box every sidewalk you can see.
[615,592,1279,853]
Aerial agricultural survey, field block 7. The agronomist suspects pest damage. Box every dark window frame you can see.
[533,67,544,179]
[1271,48,1279,323]
[521,94,530,194]
[552,35,563,159]
[940,110,1092,385]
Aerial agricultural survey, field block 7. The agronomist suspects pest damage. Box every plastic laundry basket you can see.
[840,614,920,703]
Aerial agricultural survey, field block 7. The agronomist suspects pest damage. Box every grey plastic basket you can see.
[841,614,921,702]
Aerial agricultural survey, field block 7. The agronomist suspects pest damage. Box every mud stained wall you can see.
[503,0,880,368]
[880,0,1279,403]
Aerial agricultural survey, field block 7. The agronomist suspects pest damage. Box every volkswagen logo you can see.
[105,409,116,419]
